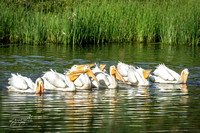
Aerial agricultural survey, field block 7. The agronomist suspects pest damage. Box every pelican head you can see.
[110,65,126,83]
[70,65,80,71]
[36,78,45,94]
[70,63,96,71]
[181,69,189,83]
[68,65,99,84]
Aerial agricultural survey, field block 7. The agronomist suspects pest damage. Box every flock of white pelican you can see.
[7,62,189,94]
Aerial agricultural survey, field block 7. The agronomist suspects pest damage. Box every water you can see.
[0,43,200,132]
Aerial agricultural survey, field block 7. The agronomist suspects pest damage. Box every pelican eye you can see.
[84,66,89,70]
[72,65,77,68]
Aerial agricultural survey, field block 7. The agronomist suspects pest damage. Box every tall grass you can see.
[1,0,200,45]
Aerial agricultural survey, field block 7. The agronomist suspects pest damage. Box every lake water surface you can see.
[0,43,200,132]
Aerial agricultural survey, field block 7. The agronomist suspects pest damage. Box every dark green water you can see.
[0,43,200,132]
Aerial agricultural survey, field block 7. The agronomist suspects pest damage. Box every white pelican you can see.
[149,64,189,84]
[127,66,152,86]
[117,62,129,81]
[117,62,152,86]
[72,65,99,90]
[7,74,45,93]
[91,65,126,89]
[42,69,82,91]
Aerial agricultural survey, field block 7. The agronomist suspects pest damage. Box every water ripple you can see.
[0,44,200,132]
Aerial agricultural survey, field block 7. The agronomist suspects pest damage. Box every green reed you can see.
[1,0,200,45]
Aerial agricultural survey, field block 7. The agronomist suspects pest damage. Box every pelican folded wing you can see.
[154,64,175,81]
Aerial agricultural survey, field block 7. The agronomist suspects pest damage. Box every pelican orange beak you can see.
[79,63,96,68]
[87,63,96,68]
[182,72,189,84]
[143,70,152,80]
[111,67,126,83]
[100,64,106,71]
[40,82,45,93]
[68,71,83,82]
[85,66,99,84]
[70,65,99,84]
[37,81,45,94]
[36,81,40,93]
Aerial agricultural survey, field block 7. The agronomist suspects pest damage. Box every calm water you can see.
[0,43,200,132]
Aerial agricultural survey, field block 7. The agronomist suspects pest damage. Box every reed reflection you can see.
[128,87,151,121]
[1,93,42,130]
[0,82,192,132]
[36,93,44,119]
[60,91,96,132]
[151,83,189,114]
[103,88,120,113]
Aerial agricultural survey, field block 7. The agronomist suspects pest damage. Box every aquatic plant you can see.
[1,0,200,45]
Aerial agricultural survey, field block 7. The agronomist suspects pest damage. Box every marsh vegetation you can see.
[1,0,200,45]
